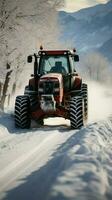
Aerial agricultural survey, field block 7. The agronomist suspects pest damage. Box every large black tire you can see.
[15,95,31,128]
[81,83,88,121]
[70,96,84,129]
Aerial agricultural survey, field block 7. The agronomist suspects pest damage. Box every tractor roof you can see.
[38,50,72,56]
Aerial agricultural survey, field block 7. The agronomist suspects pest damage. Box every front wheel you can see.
[15,95,31,129]
[70,96,84,129]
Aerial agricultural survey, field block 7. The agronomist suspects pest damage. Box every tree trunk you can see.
[0,70,12,111]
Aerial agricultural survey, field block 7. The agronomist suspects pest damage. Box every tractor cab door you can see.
[57,55,71,92]
[63,55,74,92]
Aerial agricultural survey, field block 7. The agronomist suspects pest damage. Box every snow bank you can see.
[50,119,112,200]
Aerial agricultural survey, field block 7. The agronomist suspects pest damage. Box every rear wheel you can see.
[15,95,31,128]
[70,96,84,129]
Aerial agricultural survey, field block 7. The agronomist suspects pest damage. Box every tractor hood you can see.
[40,73,63,83]
[38,73,63,103]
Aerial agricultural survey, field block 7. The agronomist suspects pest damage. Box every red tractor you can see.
[15,48,88,129]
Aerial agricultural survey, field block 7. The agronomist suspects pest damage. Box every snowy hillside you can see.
[99,38,112,62]
[70,0,112,20]
[59,0,112,62]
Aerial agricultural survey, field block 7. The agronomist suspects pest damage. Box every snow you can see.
[0,87,112,200]
[51,120,112,200]
[0,114,74,200]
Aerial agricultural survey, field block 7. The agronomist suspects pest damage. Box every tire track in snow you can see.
[0,128,74,199]
[0,134,16,144]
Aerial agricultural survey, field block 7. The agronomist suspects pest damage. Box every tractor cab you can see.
[38,49,79,76]
[37,49,80,92]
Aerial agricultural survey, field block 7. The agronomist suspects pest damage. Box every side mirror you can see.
[74,54,79,62]
[27,55,32,63]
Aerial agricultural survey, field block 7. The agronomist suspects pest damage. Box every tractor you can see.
[15,47,88,129]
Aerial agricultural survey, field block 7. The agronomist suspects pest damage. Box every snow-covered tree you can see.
[0,0,64,110]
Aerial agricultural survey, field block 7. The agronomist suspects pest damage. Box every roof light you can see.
[40,45,43,50]
[73,48,76,53]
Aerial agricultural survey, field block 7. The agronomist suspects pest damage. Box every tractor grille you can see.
[39,80,59,95]
[44,81,54,94]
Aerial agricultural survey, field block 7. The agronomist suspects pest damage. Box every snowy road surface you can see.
[0,113,112,200]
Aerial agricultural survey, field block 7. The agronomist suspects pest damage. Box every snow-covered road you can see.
[0,113,112,200]
[0,115,74,200]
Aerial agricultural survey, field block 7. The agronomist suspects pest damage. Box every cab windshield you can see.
[39,55,70,74]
